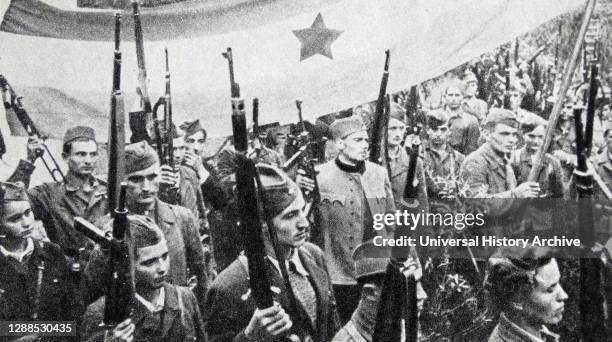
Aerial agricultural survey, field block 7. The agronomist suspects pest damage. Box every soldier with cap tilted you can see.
[83,141,207,309]
[300,115,395,324]
[21,126,108,262]
[460,108,540,240]
[386,102,429,213]
[81,215,207,342]
[204,164,339,342]
[0,182,80,338]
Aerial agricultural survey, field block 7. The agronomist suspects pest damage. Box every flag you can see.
[0,0,584,142]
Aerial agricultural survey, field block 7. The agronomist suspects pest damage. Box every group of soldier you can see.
[1,44,612,342]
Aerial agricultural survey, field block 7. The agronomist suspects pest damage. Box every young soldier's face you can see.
[337,131,369,162]
[272,192,309,249]
[135,240,170,291]
[601,104,611,120]
[427,123,449,147]
[444,86,463,110]
[519,259,567,325]
[508,90,523,111]
[387,118,406,147]
[185,131,206,156]
[0,201,35,240]
[524,125,546,153]
[488,123,518,154]
[126,163,161,206]
[63,140,98,176]
[173,137,186,165]
[465,80,478,97]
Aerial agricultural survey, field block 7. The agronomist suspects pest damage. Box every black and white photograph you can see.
[0,0,611,341]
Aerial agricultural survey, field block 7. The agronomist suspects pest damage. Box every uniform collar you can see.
[335,157,366,174]
[64,171,99,192]
[267,250,310,277]
[135,286,166,313]
[0,238,34,263]
[497,313,559,342]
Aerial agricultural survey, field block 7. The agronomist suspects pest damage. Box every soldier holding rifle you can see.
[83,142,207,309]
[204,164,339,342]
[81,215,206,342]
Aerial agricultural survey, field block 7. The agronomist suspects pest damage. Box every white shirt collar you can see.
[135,287,165,313]
[267,250,309,277]
[0,238,34,263]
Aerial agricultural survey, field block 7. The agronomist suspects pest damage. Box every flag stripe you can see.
[0,0,340,41]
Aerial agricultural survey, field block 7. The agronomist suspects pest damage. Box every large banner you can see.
[1,0,583,142]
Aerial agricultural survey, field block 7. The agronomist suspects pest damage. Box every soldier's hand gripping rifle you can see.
[153,48,180,204]
[369,50,391,175]
[129,0,155,144]
[0,75,65,182]
[223,48,305,342]
[75,185,133,327]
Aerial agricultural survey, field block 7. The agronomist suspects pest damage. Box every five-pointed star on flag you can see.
[293,13,343,61]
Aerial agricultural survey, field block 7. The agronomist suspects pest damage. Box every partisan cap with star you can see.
[256,164,301,218]
[63,126,96,145]
[483,108,519,128]
[0,182,28,203]
[125,141,159,174]
[329,116,367,140]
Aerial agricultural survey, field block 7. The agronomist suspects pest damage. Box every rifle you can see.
[129,0,154,144]
[107,12,126,212]
[369,50,391,170]
[74,184,133,327]
[503,50,512,110]
[0,75,65,182]
[402,85,421,208]
[153,48,180,204]
[282,101,324,245]
[223,49,304,342]
[573,63,607,341]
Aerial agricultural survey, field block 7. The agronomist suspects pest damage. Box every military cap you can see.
[352,239,420,280]
[329,116,367,140]
[179,120,207,138]
[63,126,96,145]
[462,70,478,83]
[426,109,448,129]
[170,123,183,140]
[508,77,527,95]
[256,164,300,218]
[125,141,159,174]
[483,108,519,128]
[389,102,406,123]
[0,182,28,203]
[127,215,165,251]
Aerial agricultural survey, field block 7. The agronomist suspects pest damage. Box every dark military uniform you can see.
[204,243,340,342]
[27,172,107,257]
[81,283,207,342]
[387,147,429,213]
[0,239,80,341]
[83,199,207,306]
